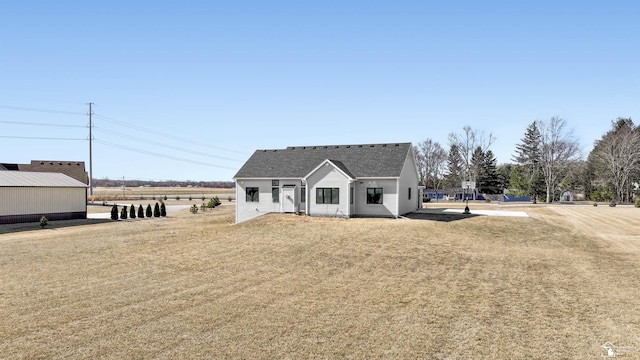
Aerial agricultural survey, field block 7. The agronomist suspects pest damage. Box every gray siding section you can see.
[398,152,420,215]
[353,179,397,217]
[0,187,87,224]
[306,163,351,218]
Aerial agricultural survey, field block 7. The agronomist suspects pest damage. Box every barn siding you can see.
[0,187,87,224]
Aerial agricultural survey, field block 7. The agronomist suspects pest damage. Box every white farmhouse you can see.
[233,143,420,223]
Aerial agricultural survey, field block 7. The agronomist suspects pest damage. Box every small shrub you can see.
[130,204,136,219]
[138,204,145,218]
[484,199,491,203]
[146,204,153,218]
[228,195,232,202]
[635,198,640,208]
[609,201,617,207]
[207,196,221,208]
[423,196,431,203]
[40,215,48,228]
[175,195,180,201]
[190,204,198,214]
[163,195,168,201]
[160,202,167,217]
[593,202,598,207]
[188,196,192,201]
[121,206,128,220]
[154,202,161,217]
[152,195,156,200]
[201,195,206,201]
[200,203,207,212]
[111,204,119,220]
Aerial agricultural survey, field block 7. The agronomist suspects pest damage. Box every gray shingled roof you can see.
[234,143,412,179]
[0,171,89,187]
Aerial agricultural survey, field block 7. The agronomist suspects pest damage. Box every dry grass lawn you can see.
[1,203,639,359]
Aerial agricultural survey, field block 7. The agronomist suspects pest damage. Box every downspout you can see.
[303,179,309,216]
[235,180,239,223]
[396,177,400,217]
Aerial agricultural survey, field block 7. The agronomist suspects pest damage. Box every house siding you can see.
[353,179,397,217]
[306,163,351,218]
[235,179,281,223]
[398,151,420,215]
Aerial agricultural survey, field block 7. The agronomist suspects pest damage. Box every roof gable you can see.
[303,159,356,181]
[234,143,412,179]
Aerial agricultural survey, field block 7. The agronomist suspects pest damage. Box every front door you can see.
[282,185,297,213]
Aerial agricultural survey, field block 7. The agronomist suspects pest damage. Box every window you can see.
[367,188,383,204]
[301,186,306,203]
[316,188,339,204]
[408,187,412,200]
[272,180,279,186]
[246,187,259,202]
[272,187,279,203]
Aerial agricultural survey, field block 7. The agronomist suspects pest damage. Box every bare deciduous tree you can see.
[448,126,496,182]
[416,139,447,195]
[538,117,581,203]
[590,118,640,202]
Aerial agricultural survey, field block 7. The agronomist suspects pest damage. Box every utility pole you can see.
[88,102,94,196]
[122,176,125,200]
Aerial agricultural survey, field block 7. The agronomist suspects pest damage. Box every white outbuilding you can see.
[0,171,88,224]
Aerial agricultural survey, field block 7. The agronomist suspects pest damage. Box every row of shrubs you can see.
[190,196,222,214]
[91,195,233,202]
[593,199,640,207]
[111,203,165,220]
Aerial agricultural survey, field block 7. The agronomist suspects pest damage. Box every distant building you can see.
[0,160,89,184]
[0,171,88,224]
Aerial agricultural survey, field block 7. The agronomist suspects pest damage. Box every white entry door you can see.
[282,186,297,213]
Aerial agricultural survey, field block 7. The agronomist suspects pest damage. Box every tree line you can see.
[93,179,235,188]
[415,117,640,203]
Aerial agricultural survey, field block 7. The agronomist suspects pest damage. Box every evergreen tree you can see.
[111,204,119,220]
[481,150,500,194]
[121,206,128,220]
[138,204,144,218]
[512,121,545,199]
[160,202,167,217]
[146,204,152,218]
[497,164,512,192]
[154,202,160,217]
[445,144,463,188]
[470,146,484,183]
[130,204,136,219]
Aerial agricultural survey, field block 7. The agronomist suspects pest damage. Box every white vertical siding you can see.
[398,152,420,215]
[0,187,86,216]
[235,179,279,223]
[353,179,397,217]
[306,164,351,217]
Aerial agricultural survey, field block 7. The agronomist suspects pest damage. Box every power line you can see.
[0,120,86,128]
[0,105,85,115]
[0,135,86,141]
[92,114,247,155]
[93,127,241,162]
[94,139,238,170]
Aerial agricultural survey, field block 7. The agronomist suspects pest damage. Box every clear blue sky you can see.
[1,1,638,182]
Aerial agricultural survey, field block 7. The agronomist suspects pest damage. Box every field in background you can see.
[89,186,235,202]
[1,204,639,358]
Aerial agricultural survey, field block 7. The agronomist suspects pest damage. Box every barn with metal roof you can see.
[0,171,88,224]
